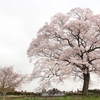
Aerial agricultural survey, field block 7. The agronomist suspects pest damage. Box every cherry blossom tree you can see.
[0,66,27,97]
[27,7,100,95]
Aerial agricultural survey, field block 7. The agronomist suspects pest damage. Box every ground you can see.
[0,95,100,100]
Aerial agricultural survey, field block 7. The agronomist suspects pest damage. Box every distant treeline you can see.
[88,89,100,94]
[6,91,41,96]
[5,89,100,96]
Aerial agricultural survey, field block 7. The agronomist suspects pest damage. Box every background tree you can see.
[27,7,100,95]
[0,66,27,99]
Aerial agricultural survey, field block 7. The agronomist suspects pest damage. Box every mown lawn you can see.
[18,96,100,100]
[0,95,100,100]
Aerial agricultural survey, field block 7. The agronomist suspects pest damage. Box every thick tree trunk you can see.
[82,73,90,95]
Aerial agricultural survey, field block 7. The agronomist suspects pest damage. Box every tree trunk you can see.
[82,73,90,95]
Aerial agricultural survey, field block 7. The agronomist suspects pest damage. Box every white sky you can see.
[0,0,100,92]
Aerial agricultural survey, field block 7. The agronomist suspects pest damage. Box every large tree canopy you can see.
[27,7,100,94]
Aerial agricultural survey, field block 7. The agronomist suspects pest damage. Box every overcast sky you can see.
[0,0,100,92]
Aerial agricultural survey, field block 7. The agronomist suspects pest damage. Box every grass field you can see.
[0,95,100,100]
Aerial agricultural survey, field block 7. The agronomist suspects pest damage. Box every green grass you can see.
[1,95,100,100]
